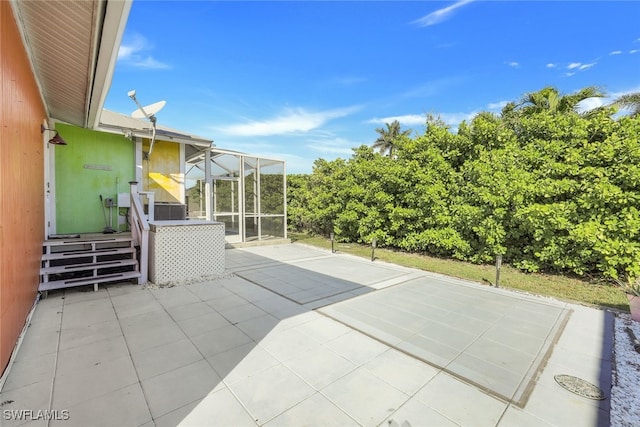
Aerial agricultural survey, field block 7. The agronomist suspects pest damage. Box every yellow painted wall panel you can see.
[142,139,183,203]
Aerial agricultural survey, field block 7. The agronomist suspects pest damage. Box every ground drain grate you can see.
[554,374,606,400]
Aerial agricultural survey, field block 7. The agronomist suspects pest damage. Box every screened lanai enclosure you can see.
[185,148,287,243]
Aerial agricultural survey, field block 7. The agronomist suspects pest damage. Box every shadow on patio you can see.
[0,243,613,427]
[0,244,416,426]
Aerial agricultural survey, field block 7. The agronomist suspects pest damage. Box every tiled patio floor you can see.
[321,277,571,406]
[0,243,613,426]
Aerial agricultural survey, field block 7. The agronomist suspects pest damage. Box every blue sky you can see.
[104,0,640,174]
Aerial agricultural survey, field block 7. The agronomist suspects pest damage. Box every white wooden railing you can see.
[129,181,153,284]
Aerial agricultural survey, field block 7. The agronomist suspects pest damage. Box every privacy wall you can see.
[0,1,47,375]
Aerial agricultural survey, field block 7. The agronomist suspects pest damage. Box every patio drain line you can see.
[554,374,606,400]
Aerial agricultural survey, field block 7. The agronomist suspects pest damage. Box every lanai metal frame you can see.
[185,147,287,243]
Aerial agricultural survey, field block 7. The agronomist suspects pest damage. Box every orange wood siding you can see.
[0,2,47,375]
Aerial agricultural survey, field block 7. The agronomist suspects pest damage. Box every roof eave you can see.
[86,0,133,129]
[98,123,213,148]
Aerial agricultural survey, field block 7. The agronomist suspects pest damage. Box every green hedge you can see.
[288,91,640,280]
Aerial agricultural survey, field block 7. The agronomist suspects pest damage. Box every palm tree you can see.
[614,92,640,117]
[516,86,604,115]
[372,120,411,157]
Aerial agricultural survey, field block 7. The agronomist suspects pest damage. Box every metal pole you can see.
[371,238,377,262]
[239,155,245,242]
[204,148,212,221]
[495,254,502,287]
[283,161,288,240]
[257,158,262,240]
[330,232,335,253]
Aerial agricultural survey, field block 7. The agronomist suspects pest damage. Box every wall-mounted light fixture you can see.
[40,124,67,145]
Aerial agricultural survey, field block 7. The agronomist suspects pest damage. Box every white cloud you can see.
[306,136,357,156]
[610,50,623,56]
[280,154,318,174]
[566,62,596,73]
[216,106,361,137]
[574,86,640,115]
[413,0,475,27]
[487,101,509,110]
[367,114,426,126]
[506,61,520,68]
[249,151,313,174]
[576,97,605,113]
[546,63,556,68]
[118,33,170,69]
[368,110,479,129]
[438,111,478,126]
[631,50,639,54]
[217,141,278,154]
[609,86,640,99]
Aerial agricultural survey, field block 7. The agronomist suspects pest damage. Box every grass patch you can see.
[289,232,629,311]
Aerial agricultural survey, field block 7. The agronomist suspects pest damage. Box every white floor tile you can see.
[50,383,151,427]
[321,366,408,426]
[264,393,359,427]
[384,398,460,427]
[190,325,253,358]
[52,356,138,409]
[364,349,439,395]
[178,387,256,426]
[259,326,322,362]
[130,338,203,380]
[323,330,389,366]
[414,372,507,427]
[283,346,356,390]
[228,363,315,424]
[140,359,221,419]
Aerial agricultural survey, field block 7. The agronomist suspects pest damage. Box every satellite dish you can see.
[127,90,166,158]
[131,100,166,119]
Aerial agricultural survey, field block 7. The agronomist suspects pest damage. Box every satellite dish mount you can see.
[127,90,166,158]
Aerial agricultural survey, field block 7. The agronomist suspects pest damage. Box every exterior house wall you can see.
[54,124,135,234]
[0,1,47,374]
[142,139,183,203]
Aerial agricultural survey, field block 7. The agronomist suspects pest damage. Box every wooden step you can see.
[40,233,140,293]
[41,259,138,275]
[39,271,142,292]
[43,235,133,247]
[42,246,135,261]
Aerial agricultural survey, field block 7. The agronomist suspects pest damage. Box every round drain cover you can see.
[554,374,605,400]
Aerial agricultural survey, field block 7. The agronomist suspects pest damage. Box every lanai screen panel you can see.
[260,160,286,239]
[185,159,205,219]
[243,156,259,241]
[185,149,286,242]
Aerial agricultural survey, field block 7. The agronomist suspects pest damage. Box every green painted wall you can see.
[55,124,135,234]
